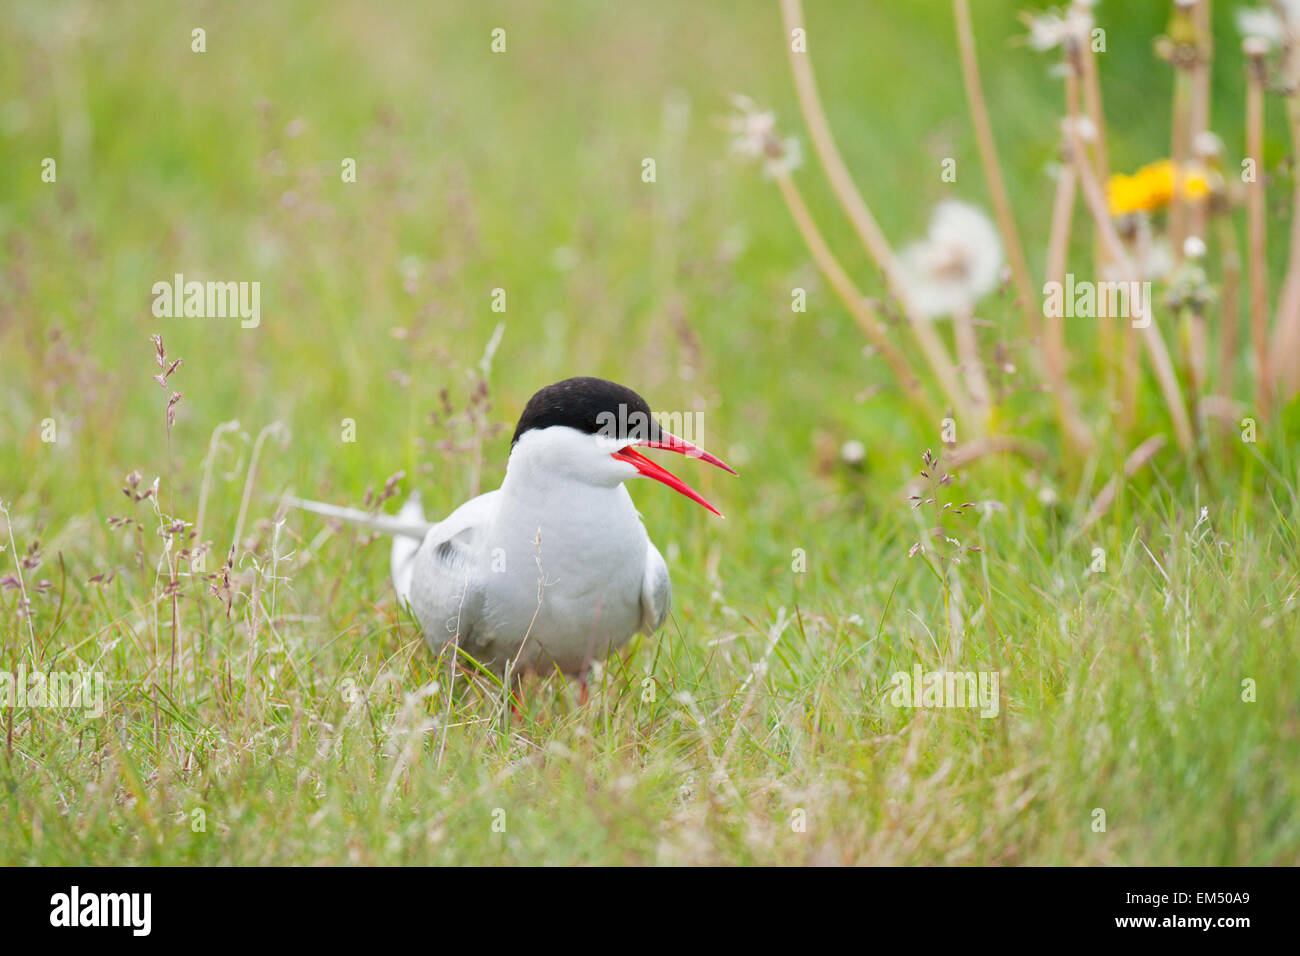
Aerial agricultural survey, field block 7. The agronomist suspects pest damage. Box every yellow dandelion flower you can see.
[1106,173,1145,217]
[1107,159,1214,216]
[1182,167,1212,200]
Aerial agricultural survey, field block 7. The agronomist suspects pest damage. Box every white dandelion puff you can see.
[840,440,866,466]
[1021,6,1092,52]
[1192,130,1224,161]
[728,100,776,159]
[728,96,802,177]
[1236,7,1285,47]
[897,201,1004,320]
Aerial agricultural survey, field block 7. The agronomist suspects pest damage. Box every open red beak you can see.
[611,431,737,517]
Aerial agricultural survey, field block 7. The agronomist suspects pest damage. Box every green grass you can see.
[0,0,1298,865]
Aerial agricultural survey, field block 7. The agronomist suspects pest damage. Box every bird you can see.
[286,377,735,688]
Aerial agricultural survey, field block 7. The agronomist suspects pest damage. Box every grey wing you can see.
[639,540,672,634]
[404,491,498,656]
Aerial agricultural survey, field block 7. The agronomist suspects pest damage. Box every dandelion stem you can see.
[1193,309,1210,403]
[779,0,972,427]
[1067,126,1195,451]
[953,304,991,411]
[1120,220,1146,431]
[1076,6,1110,186]
[1269,92,1300,401]
[1043,151,1093,454]
[1170,53,1194,267]
[1075,8,1116,405]
[1188,0,1213,243]
[1245,47,1272,409]
[1042,55,1096,456]
[1215,215,1242,396]
[772,170,936,420]
[952,0,1041,344]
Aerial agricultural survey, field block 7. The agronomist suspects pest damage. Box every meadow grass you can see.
[1,0,1298,864]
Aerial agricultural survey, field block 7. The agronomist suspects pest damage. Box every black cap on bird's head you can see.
[510,377,661,448]
[509,377,736,516]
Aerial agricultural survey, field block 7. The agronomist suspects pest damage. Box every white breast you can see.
[404,471,652,676]
[477,480,649,674]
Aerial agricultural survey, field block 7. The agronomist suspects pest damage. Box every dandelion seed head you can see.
[728,97,802,177]
[1236,7,1284,47]
[897,201,1003,320]
[1242,35,1273,57]
[840,440,866,466]
[729,108,776,158]
[1022,7,1092,51]
[1192,130,1223,161]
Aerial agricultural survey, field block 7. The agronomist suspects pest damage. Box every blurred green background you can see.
[0,0,1275,507]
[1,0,1286,675]
[2,1,1297,866]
